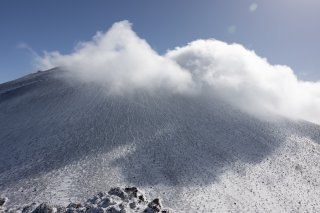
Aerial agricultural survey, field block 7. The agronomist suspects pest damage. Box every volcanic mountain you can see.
[0,68,319,212]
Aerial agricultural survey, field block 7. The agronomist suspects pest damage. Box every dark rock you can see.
[22,202,37,213]
[97,192,107,198]
[124,187,138,198]
[56,206,66,213]
[108,187,127,200]
[129,202,137,209]
[138,195,145,202]
[106,206,121,213]
[65,209,77,213]
[146,198,162,212]
[119,202,127,211]
[85,207,105,213]
[87,195,101,204]
[99,197,114,208]
[67,202,82,209]
[32,203,54,213]
[0,197,7,207]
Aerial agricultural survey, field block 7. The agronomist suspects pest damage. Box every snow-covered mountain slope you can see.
[0,69,319,212]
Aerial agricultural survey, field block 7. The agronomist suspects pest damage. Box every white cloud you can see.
[167,39,320,124]
[37,21,194,94]
[37,20,320,124]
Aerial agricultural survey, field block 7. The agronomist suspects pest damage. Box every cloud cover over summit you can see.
[38,20,320,124]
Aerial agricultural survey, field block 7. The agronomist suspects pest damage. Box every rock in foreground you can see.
[1,187,173,213]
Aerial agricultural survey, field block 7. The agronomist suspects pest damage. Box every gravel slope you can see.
[0,69,319,212]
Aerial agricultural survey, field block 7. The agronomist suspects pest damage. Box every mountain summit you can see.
[0,68,320,212]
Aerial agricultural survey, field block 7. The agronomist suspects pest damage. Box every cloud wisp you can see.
[37,20,320,124]
[249,3,258,12]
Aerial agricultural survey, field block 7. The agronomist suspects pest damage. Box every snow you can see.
[1,186,173,212]
[0,69,320,212]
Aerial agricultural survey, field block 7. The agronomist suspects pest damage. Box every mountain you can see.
[0,68,320,212]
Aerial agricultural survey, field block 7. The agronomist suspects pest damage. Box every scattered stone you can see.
[145,199,162,212]
[66,202,82,210]
[105,206,121,213]
[108,187,128,200]
[85,206,105,213]
[65,208,77,213]
[124,187,138,198]
[0,197,7,207]
[129,202,137,209]
[100,196,116,208]
[1,187,174,213]
[32,203,54,213]
[87,194,101,205]
[138,195,145,203]
[56,206,66,213]
[21,202,38,213]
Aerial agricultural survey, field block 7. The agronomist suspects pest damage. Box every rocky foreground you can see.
[0,187,173,213]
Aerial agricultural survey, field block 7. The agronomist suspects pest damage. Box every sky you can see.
[0,0,319,83]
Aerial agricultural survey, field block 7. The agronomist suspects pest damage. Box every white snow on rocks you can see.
[1,187,173,213]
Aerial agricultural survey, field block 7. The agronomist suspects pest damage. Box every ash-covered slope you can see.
[0,69,320,212]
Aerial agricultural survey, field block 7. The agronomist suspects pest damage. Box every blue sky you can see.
[0,0,319,83]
